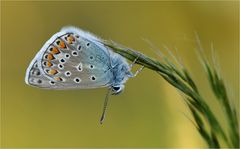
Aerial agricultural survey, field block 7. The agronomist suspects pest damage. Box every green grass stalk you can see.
[101,38,239,148]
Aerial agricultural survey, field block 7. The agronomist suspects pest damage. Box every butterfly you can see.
[25,26,144,124]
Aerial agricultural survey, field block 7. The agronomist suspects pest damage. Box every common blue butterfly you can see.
[25,26,143,123]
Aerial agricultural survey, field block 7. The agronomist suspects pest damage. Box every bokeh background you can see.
[1,1,239,148]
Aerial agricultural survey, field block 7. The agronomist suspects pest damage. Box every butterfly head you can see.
[111,84,124,95]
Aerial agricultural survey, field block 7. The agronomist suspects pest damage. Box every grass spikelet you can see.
[101,35,239,148]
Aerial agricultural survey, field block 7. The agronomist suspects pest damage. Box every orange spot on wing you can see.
[46,61,53,67]
[59,40,66,48]
[67,35,75,44]
[54,77,63,81]
[47,54,55,60]
[50,47,60,54]
[48,69,58,75]
[56,39,66,49]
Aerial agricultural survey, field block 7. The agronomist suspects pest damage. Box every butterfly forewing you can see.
[31,31,113,89]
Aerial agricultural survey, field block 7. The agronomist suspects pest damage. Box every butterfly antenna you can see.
[100,88,111,124]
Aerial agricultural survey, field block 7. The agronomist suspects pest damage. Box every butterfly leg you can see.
[132,65,144,77]
[129,55,145,77]
[129,55,140,69]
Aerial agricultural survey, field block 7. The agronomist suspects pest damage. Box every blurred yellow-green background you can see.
[1,1,239,148]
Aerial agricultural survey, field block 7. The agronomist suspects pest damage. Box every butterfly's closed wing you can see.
[25,27,114,89]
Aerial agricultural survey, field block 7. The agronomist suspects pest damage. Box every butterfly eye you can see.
[113,86,120,91]
[86,43,90,46]
[112,85,124,95]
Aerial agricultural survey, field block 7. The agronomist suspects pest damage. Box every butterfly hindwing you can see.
[27,28,114,89]
[25,60,61,88]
